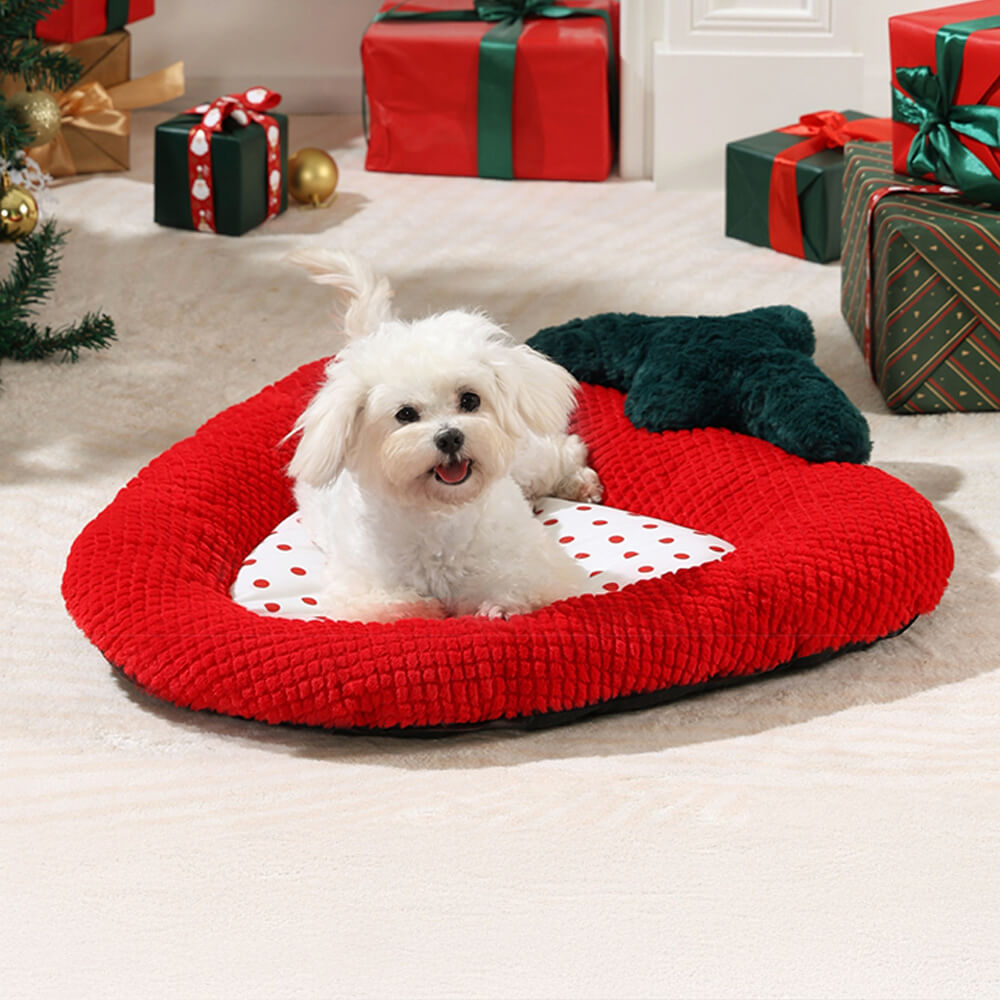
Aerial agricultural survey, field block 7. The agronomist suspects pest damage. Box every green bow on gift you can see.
[893,15,1000,202]
[105,0,133,31]
[372,0,617,179]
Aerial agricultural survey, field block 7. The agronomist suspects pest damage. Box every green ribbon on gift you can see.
[893,14,1000,202]
[372,0,617,179]
[106,0,131,31]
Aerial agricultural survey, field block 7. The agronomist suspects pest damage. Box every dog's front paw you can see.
[475,601,531,621]
[556,465,603,504]
[329,596,448,623]
[376,598,449,622]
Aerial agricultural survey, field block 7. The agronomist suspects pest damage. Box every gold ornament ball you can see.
[288,147,338,206]
[9,90,63,146]
[0,177,39,242]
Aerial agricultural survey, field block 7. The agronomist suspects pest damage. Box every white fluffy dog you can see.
[286,250,602,623]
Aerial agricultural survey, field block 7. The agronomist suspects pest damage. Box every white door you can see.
[620,0,937,188]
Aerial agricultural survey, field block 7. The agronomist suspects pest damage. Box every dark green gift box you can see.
[154,111,289,236]
[841,141,1000,413]
[726,110,885,263]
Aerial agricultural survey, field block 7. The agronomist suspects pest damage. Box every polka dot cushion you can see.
[62,358,954,733]
[231,500,736,617]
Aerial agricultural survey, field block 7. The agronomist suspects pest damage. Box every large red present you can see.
[36,0,155,43]
[890,1,1000,204]
[362,0,619,181]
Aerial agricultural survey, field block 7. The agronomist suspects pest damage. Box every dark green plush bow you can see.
[373,1,617,179]
[893,15,1000,202]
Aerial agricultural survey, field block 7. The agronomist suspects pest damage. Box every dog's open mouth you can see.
[433,459,472,485]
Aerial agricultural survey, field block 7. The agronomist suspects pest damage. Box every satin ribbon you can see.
[372,1,617,179]
[28,62,185,176]
[106,0,131,32]
[184,87,283,234]
[769,110,893,259]
[893,14,1000,203]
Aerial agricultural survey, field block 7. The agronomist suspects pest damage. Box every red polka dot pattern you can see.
[62,364,954,732]
[230,515,325,617]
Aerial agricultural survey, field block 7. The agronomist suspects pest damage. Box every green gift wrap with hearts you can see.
[841,141,1000,413]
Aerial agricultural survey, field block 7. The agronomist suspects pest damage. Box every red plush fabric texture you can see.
[62,360,954,731]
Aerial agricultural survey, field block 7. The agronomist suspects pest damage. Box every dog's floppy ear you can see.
[287,363,367,486]
[493,343,580,437]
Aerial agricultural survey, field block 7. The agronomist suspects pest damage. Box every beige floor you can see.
[2,112,998,1000]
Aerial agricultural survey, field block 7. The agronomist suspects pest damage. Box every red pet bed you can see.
[62,359,954,732]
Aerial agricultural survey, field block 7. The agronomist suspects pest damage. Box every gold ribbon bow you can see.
[30,61,185,176]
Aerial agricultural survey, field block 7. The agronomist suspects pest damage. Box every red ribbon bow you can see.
[769,111,894,259]
[184,87,283,234]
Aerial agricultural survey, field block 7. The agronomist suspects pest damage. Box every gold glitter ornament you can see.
[8,90,63,147]
[0,173,39,241]
[288,147,338,207]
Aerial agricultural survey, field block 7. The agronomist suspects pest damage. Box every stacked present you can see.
[841,141,1000,413]
[725,0,1000,414]
[361,0,619,181]
[843,0,1000,413]
[1,0,183,178]
[34,0,155,42]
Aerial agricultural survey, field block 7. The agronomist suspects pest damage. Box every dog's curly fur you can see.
[286,251,602,623]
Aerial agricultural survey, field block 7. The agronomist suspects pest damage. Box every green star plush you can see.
[528,305,871,464]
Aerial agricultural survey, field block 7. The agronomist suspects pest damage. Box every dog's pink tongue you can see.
[435,460,469,484]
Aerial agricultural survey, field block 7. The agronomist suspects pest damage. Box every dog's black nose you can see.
[434,427,464,455]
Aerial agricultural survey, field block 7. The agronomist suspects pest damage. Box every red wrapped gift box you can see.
[890,1,1000,204]
[36,0,155,43]
[362,0,619,181]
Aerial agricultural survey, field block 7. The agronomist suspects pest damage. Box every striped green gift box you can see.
[841,141,1000,413]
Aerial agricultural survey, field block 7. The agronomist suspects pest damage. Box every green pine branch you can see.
[1,309,115,362]
[0,96,34,158]
[3,40,81,91]
[0,1,82,91]
[0,220,116,386]
[0,3,115,393]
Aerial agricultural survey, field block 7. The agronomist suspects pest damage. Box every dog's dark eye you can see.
[459,392,480,412]
[395,406,420,424]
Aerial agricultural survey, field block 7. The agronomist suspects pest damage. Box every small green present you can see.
[726,110,892,263]
[154,87,288,237]
[841,141,1000,413]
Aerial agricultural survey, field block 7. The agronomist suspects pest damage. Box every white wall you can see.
[854,0,936,118]
[623,0,949,187]
[129,0,385,111]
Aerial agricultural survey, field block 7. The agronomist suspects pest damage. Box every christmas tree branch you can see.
[2,310,116,362]
[0,218,65,324]
[0,0,116,392]
[3,41,81,91]
[0,2,82,90]
[0,96,34,155]
[0,221,116,376]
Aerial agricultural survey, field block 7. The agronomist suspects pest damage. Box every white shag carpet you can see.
[2,113,998,1000]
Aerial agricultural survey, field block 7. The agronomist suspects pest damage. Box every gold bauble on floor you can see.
[288,147,338,207]
[0,175,39,241]
[8,90,63,146]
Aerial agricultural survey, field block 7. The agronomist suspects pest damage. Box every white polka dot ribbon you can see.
[184,87,283,234]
